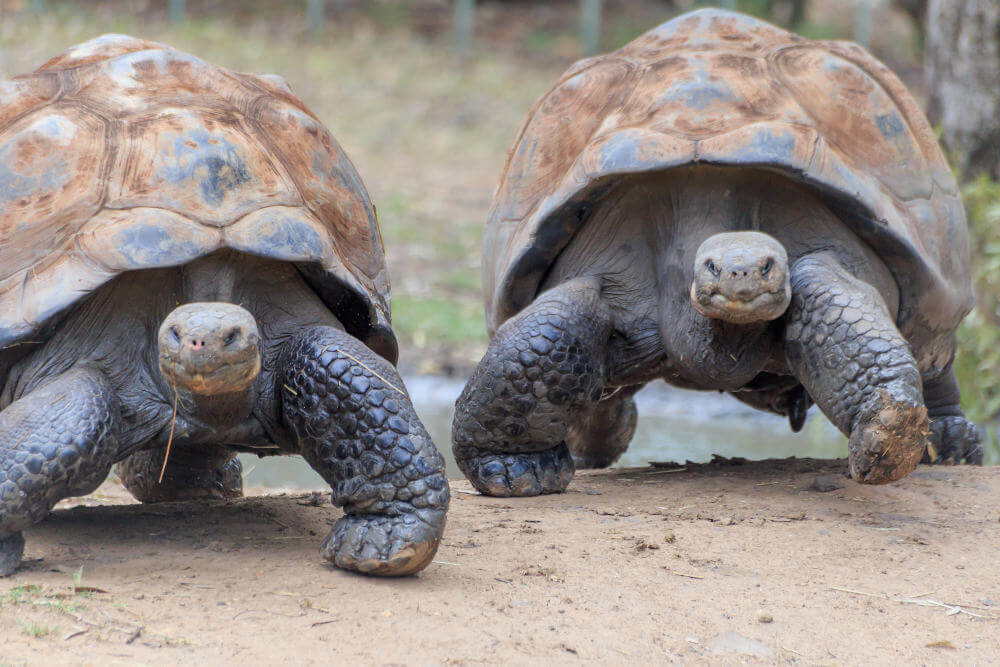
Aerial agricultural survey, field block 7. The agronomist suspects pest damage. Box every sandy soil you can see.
[1,458,997,664]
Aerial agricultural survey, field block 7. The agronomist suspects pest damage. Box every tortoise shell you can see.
[0,33,396,381]
[484,9,972,373]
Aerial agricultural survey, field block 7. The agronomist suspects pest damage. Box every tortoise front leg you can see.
[921,363,983,464]
[784,253,927,484]
[0,367,120,576]
[452,278,612,496]
[280,326,449,576]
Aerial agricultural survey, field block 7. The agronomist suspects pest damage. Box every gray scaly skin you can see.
[453,168,980,496]
[0,251,448,577]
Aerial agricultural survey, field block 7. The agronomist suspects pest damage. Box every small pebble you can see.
[757,611,773,623]
[809,475,845,493]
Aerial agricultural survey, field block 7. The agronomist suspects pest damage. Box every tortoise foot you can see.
[0,532,25,577]
[322,510,445,577]
[925,416,983,465]
[569,395,638,470]
[849,395,928,485]
[457,444,574,497]
[116,448,243,503]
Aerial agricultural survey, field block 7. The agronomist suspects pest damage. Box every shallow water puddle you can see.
[240,375,848,488]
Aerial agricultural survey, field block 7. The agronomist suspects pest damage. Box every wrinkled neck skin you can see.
[159,376,260,433]
[652,172,786,390]
[155,254,259,431]
[658,271,779,390]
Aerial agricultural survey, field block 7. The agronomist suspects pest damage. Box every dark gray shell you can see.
[483,9,971,372]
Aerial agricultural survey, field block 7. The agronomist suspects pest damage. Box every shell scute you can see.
[65,48,261,118]
[250,97,384,287]
[75,208,219,272]
[773,45,932,201]
[0,74,60,130]
[0,105,108,283]
[225,206,334,264]
[112,109,299,226]
[37,34,167,71]
[492,58,637,223]
[633,53,789,138]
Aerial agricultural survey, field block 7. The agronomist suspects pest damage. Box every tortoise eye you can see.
[761,258,774,276]
[705,260,720,277]
[169,326,181,343]
[223,329,240,347]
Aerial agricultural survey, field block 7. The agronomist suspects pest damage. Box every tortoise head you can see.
[157,303,261,396]
[690,231,791,324]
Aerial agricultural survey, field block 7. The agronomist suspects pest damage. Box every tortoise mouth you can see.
[690,283,790,324]
[158,355,261,396]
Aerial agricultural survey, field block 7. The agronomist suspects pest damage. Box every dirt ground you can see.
[0,459,997,664]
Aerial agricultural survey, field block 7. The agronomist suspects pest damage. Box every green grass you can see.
[18,620,56,638]
[955,176,1000,463]
[392,295,486,347]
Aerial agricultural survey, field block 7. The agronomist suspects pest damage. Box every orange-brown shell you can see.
[484,9,972,372]
[0,34,396,371]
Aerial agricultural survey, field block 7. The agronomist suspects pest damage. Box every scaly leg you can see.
[452,278,612,496]
[281,326,449,576]
[784,254,927,484]
[0,367,120,575]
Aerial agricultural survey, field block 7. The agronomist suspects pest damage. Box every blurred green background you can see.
[0,0,995,459]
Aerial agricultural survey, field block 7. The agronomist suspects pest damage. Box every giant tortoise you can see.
[0,35,449,576]
[452,9,981,498]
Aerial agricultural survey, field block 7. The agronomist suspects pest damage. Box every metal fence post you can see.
[307,0,325,35]
[580,0,603,56]
[854,0,872,48]
[169,0,185,24]
[454,0,476,55]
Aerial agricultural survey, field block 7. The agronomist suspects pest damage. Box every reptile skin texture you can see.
[0,367,120,575]
[452,282,612,497]
[281,326,449,576]
[784,255,927,484]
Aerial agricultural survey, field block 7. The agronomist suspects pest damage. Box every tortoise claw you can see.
[322,510,445,577]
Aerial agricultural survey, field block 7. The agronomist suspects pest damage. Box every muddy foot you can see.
[849,397,928,485]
